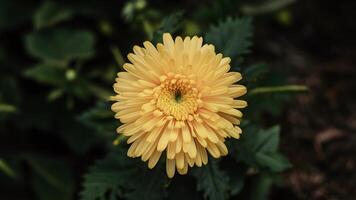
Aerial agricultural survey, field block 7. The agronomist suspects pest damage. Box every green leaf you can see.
[34,1,73,29]
[24,65,94,100]
[77,101,116,140]
[255,152,292,172]
[194,0,239,25]
[121,0,146,21]
[232,125,291,172]
[25,28,95,62]
[124,164,167,200]
[60,118,105,155]
[194,160,230,200]
[86,83,114,100]
[253,126,280,153]
[80,147,167,200]
[24,64,66,86]
[152,12,184,44]
[80,151,127,200]
[47,89,64,101]
[0,103,17,113]
[206,17,253,59]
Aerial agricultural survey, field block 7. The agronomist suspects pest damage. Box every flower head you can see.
[111,33,247,178]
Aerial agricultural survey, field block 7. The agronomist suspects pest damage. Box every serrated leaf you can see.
[194,160,229,200]
[152,12,184,44]
[77,101,116,140]
[25,28,95,62]
[80,147,167,200]
[194,0,239,24]
[124,165,167,200]
[24,64,66,86]
[80,148,135,200]
[232,125,291,172]
[253,126,280,153]
[206,17,253,59]
[34,1,73,29]
[255,152,292,172]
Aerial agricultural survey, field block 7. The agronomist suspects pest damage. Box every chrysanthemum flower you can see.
[111,33,247,178]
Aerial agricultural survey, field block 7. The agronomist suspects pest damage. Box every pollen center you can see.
[154,73,200,120]
[174,90,183,103]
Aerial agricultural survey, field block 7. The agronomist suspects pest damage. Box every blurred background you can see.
[0,0,355,200]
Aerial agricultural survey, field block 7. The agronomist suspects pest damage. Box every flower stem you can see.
[248,85,308,96]
[0,159,15,178]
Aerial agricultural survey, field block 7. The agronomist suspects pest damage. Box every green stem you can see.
[0,159,16,178]
[0,103,17,113]
[241,0,296,16]
[248,85,308,96]
[26,157,66,191]
[110,46,125,68]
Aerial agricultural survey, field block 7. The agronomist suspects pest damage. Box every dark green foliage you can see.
[232,125,292,172]
[244,69,295,118]
[152,12,184,44]
[0,0,38,29]
[206,17,253,59]
[80,147,129,200]
[248,173,277,200]
[34,1,73,29]
[194,160,230,200]
[242,63,269,85]
[25,28,95,62]
[77,102,117,138]
[0,1,299,200]
[24,63,66,86]
[80,146,167,200]
[228,166,246,196]
[28,156,75,200]
[255,152,291,173]
[194,0,241,25]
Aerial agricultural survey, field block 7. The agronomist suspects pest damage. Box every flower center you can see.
[174,90,183,103]
[154,73,200,120]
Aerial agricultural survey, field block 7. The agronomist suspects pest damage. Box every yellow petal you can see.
[148,151,162,169]
[166,159,175,178]
[157,131,169,151]
[176,151,185,169]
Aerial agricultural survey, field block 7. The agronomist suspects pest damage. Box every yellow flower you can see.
[111,33,247,178]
